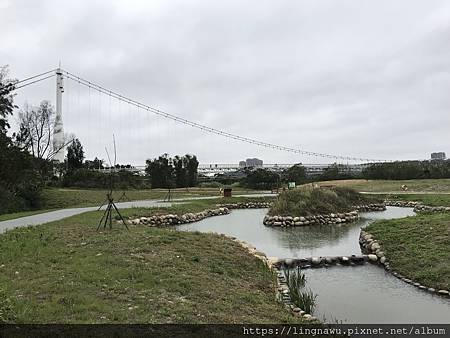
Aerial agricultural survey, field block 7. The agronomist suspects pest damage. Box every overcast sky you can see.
[1,0,449,165]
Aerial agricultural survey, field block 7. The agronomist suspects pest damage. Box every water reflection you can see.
[303,265,450,324]
[176,206,415,258]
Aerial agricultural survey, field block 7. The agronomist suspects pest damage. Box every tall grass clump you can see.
[0,288,16,323]
[269,187,380,216]
[283,267,317,314]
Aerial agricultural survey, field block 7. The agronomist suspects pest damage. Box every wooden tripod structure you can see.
[96,135,129,231]
[97,191,128,230]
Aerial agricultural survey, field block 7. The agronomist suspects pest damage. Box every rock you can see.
[302,314,312,319]
[438,290,449,296]
[340,256,350,264]
[368,254,378,262]
[380,257,386,264]
[292,307,301,313]
[371,242,381,251]
[325,257,335,264]
[311,257,322,265]
[284,258,294,266]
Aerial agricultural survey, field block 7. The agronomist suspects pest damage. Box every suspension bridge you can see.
[2,66,385,166]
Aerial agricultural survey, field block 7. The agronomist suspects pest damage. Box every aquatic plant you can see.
[283,267,317,315]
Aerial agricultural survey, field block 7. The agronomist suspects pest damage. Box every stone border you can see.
[264,204,386,227]
[270,255,377,269]
[359,230,450,298]
[385,200,423,208]
[128,202,273,227]
[217,202,272,209]
[263,211,359,227]
[128,207,230,226]
[413,205,450,213]
[354,203,387,212]
[223,236,319,322]
[385,200,450,213]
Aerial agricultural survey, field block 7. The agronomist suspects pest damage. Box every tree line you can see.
[362,160,450,180]
[145,154,199,188]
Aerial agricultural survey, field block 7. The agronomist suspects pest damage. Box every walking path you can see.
[0,193,273,233]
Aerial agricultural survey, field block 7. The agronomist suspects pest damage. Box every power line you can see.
[61,69,383,162]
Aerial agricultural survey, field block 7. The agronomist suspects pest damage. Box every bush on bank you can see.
[269,187,381,216]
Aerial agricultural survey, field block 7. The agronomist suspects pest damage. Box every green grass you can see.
[269,187,381,216]
[125,196,275,219]
[38,187,263,210]
[314,179,450,193]
[0,202,300,324]
[0,209,56,222]
[373,194,450,207]
[366,213,450,290]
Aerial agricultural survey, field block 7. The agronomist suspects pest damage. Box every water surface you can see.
[176,206,450,323]
[177,206,415,258]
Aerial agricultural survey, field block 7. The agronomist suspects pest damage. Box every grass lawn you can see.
[312,179,450,193]
[0,202,299,324]
[0,209,56,222]
[40,187,264,210]
[366,213,450,290]
[373,194,450,207]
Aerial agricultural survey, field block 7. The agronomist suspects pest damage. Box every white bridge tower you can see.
[53,67,65,162]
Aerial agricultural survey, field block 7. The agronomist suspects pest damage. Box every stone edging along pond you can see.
[127,202,272,226]
[263,203,386,227]
[128,207,230,226]
[385,200,450,213]
[359,230,450,298]
[227,237,320,322]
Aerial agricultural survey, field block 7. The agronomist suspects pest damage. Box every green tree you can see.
[173,155,187,188]
[0,66,43,213]
[66,138,84,171]
[242,168,279,190]
[282,164,306,184]
[145,154,199,188]
[145,154,174,189]
[185,154,199,187]
[84,157,104,170]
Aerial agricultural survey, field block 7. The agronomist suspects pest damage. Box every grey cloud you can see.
[1,0,449,164]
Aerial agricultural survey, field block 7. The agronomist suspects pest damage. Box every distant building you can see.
[431,152,446,160]
[239,158,263,168]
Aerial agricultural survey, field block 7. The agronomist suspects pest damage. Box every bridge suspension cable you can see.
[7,68,384,162]
[0,69,57,95]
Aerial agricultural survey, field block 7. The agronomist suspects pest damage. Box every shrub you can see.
[269,187,380,216]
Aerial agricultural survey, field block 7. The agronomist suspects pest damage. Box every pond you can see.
[176,207,414,258]
[176,207,450,323]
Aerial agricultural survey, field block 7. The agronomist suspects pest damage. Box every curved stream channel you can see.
[176,207,450,323]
